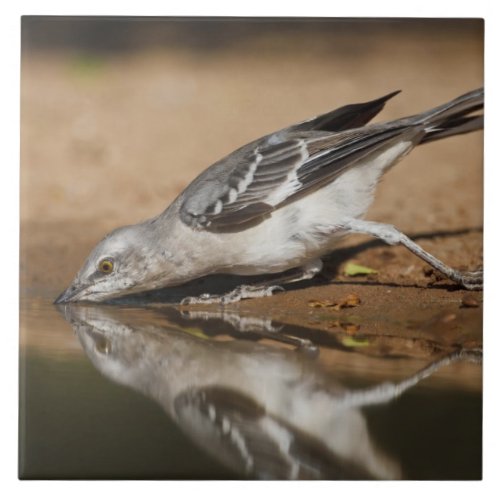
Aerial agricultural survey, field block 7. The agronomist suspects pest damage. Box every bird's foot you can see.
[457,267,483,291]
[180,284,285,306]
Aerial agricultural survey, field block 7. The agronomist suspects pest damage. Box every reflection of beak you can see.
[53,301,99,327]
[54,281,90,304]
[53,302,76,323]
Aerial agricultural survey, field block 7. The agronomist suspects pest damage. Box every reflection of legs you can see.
[343,219,482,290]
[338,348,482,408]
[181,259,323,305]
[179,308,318,356]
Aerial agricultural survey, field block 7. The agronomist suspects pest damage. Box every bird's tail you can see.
[414,87,484,144]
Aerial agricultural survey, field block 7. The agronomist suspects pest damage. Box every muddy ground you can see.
[20,20,483,356]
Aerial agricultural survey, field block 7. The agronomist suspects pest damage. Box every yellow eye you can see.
[98,259,114,274]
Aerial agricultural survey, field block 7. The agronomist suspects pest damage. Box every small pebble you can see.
[461,294,480,308]
[440,313,457,323]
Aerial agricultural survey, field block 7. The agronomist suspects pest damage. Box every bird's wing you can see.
[179,123,421,231]
[177,91,403,232]
[173,386,368,479]
[285,90,401,133]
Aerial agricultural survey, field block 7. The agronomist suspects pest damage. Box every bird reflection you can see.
[58,304,480,480]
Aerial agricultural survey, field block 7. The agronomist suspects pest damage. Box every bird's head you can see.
[54,223,172,303]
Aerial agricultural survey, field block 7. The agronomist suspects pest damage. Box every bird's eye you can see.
[98,258,114,274]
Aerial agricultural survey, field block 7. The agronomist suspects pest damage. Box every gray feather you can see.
[177,88,483,232]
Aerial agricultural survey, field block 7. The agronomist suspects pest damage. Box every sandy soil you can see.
[20,22,483,351]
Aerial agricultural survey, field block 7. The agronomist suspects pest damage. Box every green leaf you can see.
[341,336,370,347]
[344,262,379,276]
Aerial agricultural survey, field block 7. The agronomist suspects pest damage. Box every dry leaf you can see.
[308,293,361,310]
[344,293,361,307]
[341,323,360,335]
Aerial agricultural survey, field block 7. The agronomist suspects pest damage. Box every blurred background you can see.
[20,17,483,291]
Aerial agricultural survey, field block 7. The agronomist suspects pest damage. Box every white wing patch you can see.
[211,200,223,215]
[264,140,309,206]
[227,188,238,203]
[211,141,309,212]
[236,152,262,194]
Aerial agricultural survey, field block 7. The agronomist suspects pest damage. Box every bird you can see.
[55,88,484,304]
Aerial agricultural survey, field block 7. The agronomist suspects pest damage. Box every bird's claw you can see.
[221,284,285,304]
[459,268,483,291]
[180,293,220,305]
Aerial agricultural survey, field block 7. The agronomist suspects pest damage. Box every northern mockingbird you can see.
[63,304,481,479]
[55,88,484,304]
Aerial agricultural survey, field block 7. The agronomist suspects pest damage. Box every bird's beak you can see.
[54,281,89,304]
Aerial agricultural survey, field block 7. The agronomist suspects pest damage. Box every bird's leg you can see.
[180,259,323,305]
[343,219,482,290]
[254,258,324,286]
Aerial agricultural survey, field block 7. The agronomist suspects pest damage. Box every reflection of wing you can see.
[173,386,371,480]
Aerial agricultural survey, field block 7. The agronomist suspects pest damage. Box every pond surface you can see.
[19,292,482,480]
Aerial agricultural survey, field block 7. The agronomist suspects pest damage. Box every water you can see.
[19,294,482,480]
